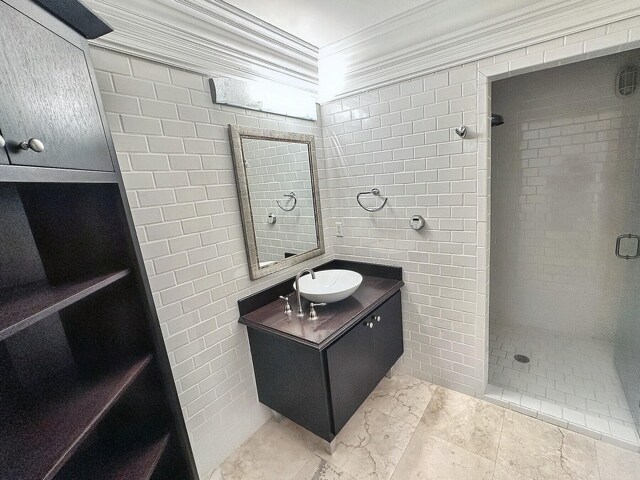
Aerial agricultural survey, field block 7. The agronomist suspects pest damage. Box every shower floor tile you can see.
[488,322,639,449]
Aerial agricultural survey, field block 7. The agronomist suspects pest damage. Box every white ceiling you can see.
[226,0,429,48]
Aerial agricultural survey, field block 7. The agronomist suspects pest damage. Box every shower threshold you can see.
[484,384,639,451]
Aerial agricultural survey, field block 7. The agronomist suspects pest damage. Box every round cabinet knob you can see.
[365,320,374,329]
[0,134,5,149]
[374,315,381,322]
[20,138,45,153]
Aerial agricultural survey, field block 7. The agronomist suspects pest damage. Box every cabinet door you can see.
[371,291,403,379]
[0,1,113,171]
[327,291,404,434]
[327,317,379,433]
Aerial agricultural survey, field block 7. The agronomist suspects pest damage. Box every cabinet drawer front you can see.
[0,1,113,171]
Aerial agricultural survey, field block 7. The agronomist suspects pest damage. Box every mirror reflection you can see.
[228,126,324,280]
[242,138,317,267]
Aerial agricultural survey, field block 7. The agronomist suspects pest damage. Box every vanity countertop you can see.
[239,274,403,350]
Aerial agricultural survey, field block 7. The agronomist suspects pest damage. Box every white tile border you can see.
[482,387,640,452]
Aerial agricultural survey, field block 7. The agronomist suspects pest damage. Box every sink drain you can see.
[514,354,530,364]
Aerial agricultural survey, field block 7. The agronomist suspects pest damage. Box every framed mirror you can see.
[228,125,324,280]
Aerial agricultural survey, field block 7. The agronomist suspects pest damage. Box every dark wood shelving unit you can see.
[56,433,170,480]
[0,355,152,480]
[0,0,198,478]
[0,269,130,341]
[0,164,118,184]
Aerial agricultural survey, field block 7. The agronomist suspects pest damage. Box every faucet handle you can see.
[309,302,326,320]
[279,294,293,315]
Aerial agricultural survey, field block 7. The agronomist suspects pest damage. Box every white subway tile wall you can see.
[320,63,482,395]
[91,46,331,477]
[90,14,640,477]
[491,51,640,340]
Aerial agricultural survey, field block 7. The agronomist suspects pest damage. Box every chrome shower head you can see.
[491,114,504,127]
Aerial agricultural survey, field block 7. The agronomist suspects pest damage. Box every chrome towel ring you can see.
[276,192,297,211]
[356,188,388,212]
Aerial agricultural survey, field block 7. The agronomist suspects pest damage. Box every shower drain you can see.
[514,354,530,364]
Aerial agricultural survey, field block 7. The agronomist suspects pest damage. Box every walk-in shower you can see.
[488,49,640,449]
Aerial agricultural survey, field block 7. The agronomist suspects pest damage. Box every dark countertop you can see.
[239,274,403,350]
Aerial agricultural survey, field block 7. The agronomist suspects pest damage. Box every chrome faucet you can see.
[294,268,315,317]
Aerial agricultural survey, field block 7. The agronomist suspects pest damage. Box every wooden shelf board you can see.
[0,269,130,341]
[57,433,170,480]
[0,355,152,480]
[0,164,118,184]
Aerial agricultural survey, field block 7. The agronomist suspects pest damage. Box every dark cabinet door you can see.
[371,292,403,380]
[0,1,113,171]
[327,316,379,433]
[326,291,404,434]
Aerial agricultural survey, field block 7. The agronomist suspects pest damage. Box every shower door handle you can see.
[615,234,640,259]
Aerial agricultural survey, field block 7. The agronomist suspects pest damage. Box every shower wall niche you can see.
[489,49,640,446]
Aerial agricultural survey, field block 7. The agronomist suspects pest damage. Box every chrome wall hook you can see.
[356,188,388,212]
[276,192,297,211]
[455,125,468,138]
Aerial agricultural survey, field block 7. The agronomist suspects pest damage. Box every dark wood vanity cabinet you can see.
[240,263,404,443]
[0,0,113,171]
[0,1,198,479]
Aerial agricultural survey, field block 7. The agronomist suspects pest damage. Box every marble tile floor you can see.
[210,375,640,480]
[488,322,639,448]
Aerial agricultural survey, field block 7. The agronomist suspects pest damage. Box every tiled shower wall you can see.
[491,51,640,340]
[90,14,640,477]
[244,140,317,263]
[90,46,331,477]
[320,65,483,393]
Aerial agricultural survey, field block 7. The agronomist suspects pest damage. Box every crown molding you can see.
[84,0,319,96]
[319,0,640,100]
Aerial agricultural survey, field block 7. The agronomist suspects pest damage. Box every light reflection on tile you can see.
[421,386,504,460]
[595,440,640,480]
[317,407,415,480]
[497,409,599,480]
[390,428,494,480]
[292,456,357,480]
[361,374,435,427]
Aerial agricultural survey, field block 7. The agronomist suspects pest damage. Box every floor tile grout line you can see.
[389,380,438,480]
[490,404,507,479]
[385,381,438,480]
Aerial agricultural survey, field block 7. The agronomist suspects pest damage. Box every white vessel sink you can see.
[294,269,363,303]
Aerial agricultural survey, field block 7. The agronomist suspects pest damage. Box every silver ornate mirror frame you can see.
[228,125,325,280]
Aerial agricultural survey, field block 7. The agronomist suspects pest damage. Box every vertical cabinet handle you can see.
[0,134,5,149]
[20,138,45,153]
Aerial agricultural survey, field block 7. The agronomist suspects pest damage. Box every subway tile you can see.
[113,75,155,98]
